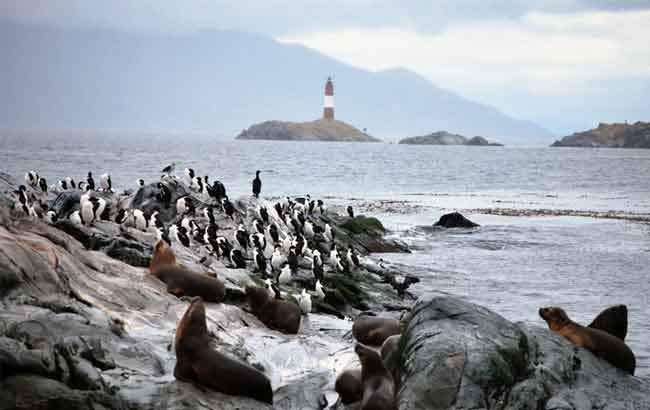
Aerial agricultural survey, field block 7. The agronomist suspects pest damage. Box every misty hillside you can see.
[1,21,552,144]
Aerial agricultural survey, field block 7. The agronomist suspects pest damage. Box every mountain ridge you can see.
[1,20,552,145]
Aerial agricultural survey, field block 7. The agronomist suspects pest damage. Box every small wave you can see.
[463,207,650,223]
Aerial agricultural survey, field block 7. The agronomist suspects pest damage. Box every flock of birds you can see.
[12,164,365,315]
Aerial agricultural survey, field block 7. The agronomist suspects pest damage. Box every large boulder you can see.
[398,295,650,410]
[434,212,479,228]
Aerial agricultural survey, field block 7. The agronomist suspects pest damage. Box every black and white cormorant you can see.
[347,205,354,218]
[230,248,246,269]
[86,172,95,191]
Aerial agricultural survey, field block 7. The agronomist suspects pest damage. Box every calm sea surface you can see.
[2,134,649,376]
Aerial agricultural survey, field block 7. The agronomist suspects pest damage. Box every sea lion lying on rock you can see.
[539,306,635,374]
[174,297,273,403]
[245,285,301,334]
[149,241,225,302]
[353,314,402,346]
[356,343,396,410]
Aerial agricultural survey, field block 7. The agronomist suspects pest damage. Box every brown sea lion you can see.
[245,285,301,334]
[353,314,401,346]
[380,334,401,384]
[174,297,273,404]
[539,307,636,374]
[149,240,225,303]
[355,343,396,410]
[335,368,362,405]
[588,304,628,341]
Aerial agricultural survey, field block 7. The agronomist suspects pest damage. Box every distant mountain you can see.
[1,21,552,145]
[236,119,381,142]
[551,122,650,148]
[399,131,503,146]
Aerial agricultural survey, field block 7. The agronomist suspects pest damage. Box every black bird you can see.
[115,209,128,224]
[253,246,267,275]
[268,223,280,244]
[252,170,262,198]
[161,162,176,175]
[259,206,269,224]
[87,172,95,191]
[230,249,246,269]
[216,237,232,259]
[222,197,235,219]
[211,180,226,200]
[312,254,324,282]
[317,199,325,214]
[157,183,172,208]
[252,218,264,234]
[308,200,315,215]
[295,234,306,257]
[204,206,216,225]
[347,205,354,218]
[176,225,191,247]
[287,246,299,273]
[274,202,284,219]
[235,224,249,250]
[14,185,29,214]
[38,177,47,193]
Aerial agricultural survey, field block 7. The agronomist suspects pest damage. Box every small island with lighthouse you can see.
[236,77,381,142]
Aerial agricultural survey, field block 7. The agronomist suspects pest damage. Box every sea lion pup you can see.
[245,285,301,334]
[335,368,362,405]
[539,307,636,374]
[355,343,396,410]
[588,304,628,341]
[353,314,402,346]
[174,297,273,404]
[150,240,226,303]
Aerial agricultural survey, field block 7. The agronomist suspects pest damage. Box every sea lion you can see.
[588,304,628,341]
[355,343,396,410]
[539,307,636,374]
[149,240,225,303]
[174,297,273,403]
[245,285,301,334]
[380,334,401,384]
[335,368,362,405]
[353,314,401,346]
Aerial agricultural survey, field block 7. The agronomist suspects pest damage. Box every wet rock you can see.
[398,294,650,410]
[0,336,58,379]
[0,374,123,410]
[331,215,410,253]
[433,211,479,228]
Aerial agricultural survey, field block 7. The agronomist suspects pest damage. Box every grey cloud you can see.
[2,0,650,36]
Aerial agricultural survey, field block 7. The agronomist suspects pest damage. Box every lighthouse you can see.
[323,77,334,120]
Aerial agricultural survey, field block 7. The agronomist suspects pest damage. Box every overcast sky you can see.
[3,1,649,133]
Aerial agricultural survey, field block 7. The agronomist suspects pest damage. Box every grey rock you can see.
[434,211,479,228]
[398,294,650,410]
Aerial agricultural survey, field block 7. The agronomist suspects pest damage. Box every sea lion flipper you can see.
[588,305,628,341]
[173,360,196,382]
[169,287,185,297]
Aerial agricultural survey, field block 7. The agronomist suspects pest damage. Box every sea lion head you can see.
[539,306,571,331]
[150,239,177,274]
[175,297,208,351]
[246,285,270,312]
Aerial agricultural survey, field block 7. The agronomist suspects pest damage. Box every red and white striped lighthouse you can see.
[323,77,334,120]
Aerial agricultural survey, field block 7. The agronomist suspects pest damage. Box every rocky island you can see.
[399,131,503,146]
[551,121,650,148]
[236,119,381,142]
[1,171,647,410]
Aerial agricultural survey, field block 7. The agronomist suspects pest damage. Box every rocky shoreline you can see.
[1,172,647,409]
[551,121,650,148]
[236,119,381,142]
